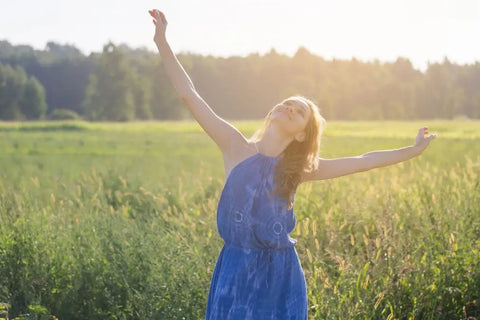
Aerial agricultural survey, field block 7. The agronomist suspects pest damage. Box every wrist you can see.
[154,35,167,46]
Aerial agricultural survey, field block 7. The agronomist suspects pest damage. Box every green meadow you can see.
[0,120,479,319]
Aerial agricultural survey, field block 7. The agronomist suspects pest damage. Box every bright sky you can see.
[1,0,479,71]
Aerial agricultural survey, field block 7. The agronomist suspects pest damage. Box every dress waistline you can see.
[223,241,295,252]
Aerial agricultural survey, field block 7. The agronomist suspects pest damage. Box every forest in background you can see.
[0,40,479,121]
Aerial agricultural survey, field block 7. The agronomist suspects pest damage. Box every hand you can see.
[414,126,437,154]
[148,9,168,44]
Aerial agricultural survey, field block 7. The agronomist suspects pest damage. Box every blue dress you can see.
[205,153,308,320]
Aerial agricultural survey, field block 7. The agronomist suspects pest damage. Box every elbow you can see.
[180,90,198,105]
[180,95,191,106]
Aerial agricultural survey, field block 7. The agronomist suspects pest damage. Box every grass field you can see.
[0,120,479,319]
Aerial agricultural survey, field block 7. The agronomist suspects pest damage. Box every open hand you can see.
[148,9,168,43]
[414,127,437,153]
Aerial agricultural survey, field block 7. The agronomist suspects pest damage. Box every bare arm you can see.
[302,127,437,182]
[148,9,247,153]
[361,144,422,170]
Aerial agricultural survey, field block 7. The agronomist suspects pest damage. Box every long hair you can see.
[249,96,326,210]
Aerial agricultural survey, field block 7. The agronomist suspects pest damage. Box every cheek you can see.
[298,115,307,125]
[299,119,309,130]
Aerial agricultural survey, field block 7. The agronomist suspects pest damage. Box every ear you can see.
[295,131,306,142]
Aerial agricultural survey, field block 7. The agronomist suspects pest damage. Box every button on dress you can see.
[205,153,308,320]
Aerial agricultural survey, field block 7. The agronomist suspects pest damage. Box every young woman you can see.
[148,9,437,320]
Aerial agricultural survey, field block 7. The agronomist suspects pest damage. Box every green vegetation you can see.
[1,40,480,121]
[0,120,479,319]
[0,63,47,120]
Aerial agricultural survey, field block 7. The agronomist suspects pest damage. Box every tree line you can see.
[0,40,479,121]
[0,63,47,120]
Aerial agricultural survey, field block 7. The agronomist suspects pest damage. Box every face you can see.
[269,97,312,141]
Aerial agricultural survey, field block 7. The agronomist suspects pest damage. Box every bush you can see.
[48,109,81,121]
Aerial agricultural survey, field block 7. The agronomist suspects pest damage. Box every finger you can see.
[152,19,157,26]
[156,10,167,24]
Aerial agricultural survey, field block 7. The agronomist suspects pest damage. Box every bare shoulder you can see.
[222,139,257,181]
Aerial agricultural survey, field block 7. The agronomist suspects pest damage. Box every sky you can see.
[1,0,479,71]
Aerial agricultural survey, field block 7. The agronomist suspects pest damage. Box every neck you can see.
[256,123,294,157]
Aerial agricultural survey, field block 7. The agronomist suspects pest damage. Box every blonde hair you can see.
[249,95,326,210]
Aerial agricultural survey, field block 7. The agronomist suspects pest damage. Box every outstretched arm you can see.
[301,127,437,182]
[148,9,247,153]
[358,126,436,170]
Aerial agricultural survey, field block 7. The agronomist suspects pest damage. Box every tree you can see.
[3,40,480,121]
[20,77,47,119]
[0,64,25,120]
[132,73,152,120]
[83,42,135,121]
[0,63,47,120]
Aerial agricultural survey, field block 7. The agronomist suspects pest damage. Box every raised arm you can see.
[301,127,437,182]
[148,9,247,154]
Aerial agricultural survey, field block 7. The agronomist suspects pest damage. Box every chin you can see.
[271,117,295,133]
[270,116,289,126]
[271,113,291,122]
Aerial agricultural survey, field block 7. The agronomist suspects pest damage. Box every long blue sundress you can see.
[205,152,308,320]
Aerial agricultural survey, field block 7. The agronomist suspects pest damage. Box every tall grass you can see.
[0,120,478,319]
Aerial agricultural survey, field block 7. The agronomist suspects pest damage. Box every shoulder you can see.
[223,139,258,179]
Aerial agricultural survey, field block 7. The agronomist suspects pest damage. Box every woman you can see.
[148,9,436,319]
